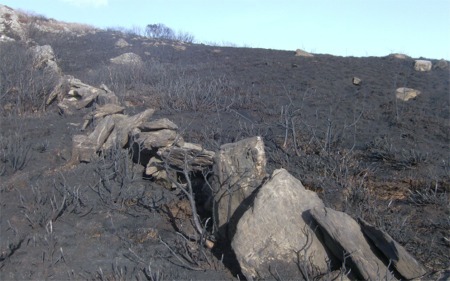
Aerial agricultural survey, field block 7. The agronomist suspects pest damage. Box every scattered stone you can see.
[115,38,131,48]
[396,87,421,101]
[47,76,120,114]
[358,218,427,280]
[352,76,362,85]
[110,52,143,65]
[232,169,330,280]
[70,115,115,163]
[212,136,267,240]
[105,108,155,149]
[139,118,178,131]
[82,104,125,130]
[134,129,179,150]
[295,48,314,57]
[157,143,215,172]
[433,59,448,70]
[310,207,396,281]
[414,60,432,72]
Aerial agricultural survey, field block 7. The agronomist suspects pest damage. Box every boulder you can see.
[295,48,314,57]
[433,59,448,70]
[414,60,432,72]
[352,77,362,85]
[115,38,131,48]
[358,218,427,279]
[212,136,267,240]
[232,169,330,280]
[110,52,143,66]
[310,207,396,281]
[396,87,421,101]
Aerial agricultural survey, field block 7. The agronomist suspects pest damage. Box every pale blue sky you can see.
[2,0,449,59]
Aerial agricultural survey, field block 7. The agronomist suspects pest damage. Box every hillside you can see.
[1,5,449,280]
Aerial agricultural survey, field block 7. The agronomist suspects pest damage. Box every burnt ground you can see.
[0,29,449,280]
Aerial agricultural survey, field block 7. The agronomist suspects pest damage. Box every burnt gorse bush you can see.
[0,41,58,115]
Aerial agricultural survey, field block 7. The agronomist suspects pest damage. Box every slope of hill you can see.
[1,5,449,280]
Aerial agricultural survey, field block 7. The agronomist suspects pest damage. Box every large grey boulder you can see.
[414,60,432,71]
[358,218,426,280]
[310,207,396,281]
[232,169,330,280]
[212,136,267,240]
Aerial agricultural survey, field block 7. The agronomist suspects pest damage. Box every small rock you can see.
[352,76,362,85]
[396,87,421,101]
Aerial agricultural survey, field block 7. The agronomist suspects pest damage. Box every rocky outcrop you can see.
[212,136,267,239]
[414,60,432,72]
[110,52,143,65]
[0,4,25,41]
[311,207,396,281]
[0,4,96,42]
[232,169,330,280]
[358,218,427,279]
[396,87,421,101]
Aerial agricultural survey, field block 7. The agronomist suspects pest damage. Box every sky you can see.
[2,0,449,59]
